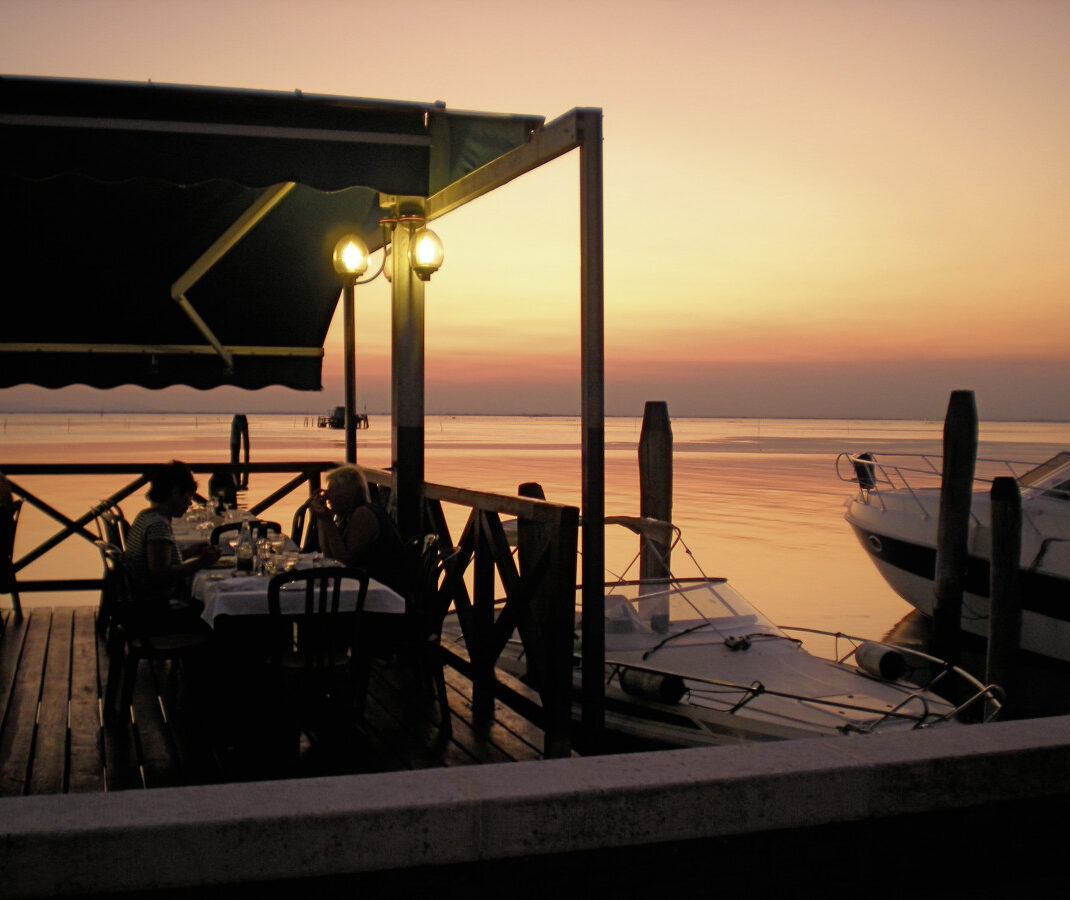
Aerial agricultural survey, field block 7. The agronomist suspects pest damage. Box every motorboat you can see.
[443,517,999,748]
[838,450,1070,663]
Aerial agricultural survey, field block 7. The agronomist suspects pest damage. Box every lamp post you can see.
[381,213,444,538]
[332,235,369,464]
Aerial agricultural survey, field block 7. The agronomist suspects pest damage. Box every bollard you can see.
[932,391,977,664]
[639,402,672,632]
[987,476,1022,718]
[515,481,547,688]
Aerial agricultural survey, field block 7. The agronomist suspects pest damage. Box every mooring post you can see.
[516,481,575,757]
[987,476,1022,718]
[932,390,978,664]
[229,414,249,489]
[516,481,547,687]
[639,401,672,631]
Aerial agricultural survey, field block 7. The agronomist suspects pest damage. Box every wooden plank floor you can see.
[0,607,554,796]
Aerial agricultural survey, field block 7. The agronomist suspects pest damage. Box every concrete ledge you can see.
[3,715,1070,896]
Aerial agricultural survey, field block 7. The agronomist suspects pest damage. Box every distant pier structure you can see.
[317,406,368,430]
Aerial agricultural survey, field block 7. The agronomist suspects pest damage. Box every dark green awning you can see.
[0,75,543,391]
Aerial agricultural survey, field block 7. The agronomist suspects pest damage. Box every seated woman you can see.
[123,460,220,632]
[308,465,407,594]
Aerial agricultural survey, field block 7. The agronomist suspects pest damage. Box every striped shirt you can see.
[123,509,182,616]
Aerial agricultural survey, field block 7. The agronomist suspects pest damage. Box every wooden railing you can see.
[1,461,580,757]
[362,466,579,758]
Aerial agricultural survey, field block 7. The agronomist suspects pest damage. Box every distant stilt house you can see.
[317,406,367,429]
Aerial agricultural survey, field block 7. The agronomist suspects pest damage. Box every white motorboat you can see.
[838,450,1070,663]
[444,517,999,748]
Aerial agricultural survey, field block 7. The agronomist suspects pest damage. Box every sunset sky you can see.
[2,0,1068,420]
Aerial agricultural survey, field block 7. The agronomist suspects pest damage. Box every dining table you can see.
[191,553,406,627]
[171,507,251,553]
[189,552,406,770]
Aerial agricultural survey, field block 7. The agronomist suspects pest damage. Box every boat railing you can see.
[780,626,1004,724]
[604,653,975,731]
[835,451,1062,535]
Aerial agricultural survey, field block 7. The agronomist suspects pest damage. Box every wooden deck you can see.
[0,607,555,796]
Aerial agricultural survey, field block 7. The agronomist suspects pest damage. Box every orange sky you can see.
[2,0,1069,419]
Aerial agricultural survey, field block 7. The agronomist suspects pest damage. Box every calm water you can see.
[4,413,1070,649]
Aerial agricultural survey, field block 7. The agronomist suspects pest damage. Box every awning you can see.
[0,75,543,391]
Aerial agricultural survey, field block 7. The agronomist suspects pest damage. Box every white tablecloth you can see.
[173,514,296,554]
[192,557,405,626]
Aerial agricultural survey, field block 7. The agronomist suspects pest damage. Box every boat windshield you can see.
[1018,452,1070,500]
[602,578,783,637]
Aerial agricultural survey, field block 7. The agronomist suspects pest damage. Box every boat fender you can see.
[855,641,907,680]
[619,668,686,704]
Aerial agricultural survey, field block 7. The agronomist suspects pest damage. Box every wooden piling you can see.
[932,390,978,664]
[639,402,673,574]
[639,402,672,631]
[229,414,249,489]
[515,481,575,758]
[987,476,1022,718]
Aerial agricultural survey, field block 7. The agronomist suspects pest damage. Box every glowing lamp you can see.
[332,235,370,278]
[408,227,444,281]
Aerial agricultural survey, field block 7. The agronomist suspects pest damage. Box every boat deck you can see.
[0,607,555,796]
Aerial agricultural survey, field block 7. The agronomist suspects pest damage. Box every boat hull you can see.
[845,495,1070,663]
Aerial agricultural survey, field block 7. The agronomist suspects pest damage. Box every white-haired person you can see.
[308,465,407,593]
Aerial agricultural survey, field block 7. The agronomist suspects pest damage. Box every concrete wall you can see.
[3,715,1070,897]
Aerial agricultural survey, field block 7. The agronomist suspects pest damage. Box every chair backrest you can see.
[290,502,320,553]
[210,519,282,546]
[266,566,369,670]
[404,534,451,638]
[0,499,21,592]
[94,539,134,620]
[97,506,129,552]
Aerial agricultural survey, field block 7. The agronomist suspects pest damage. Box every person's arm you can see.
[145,538,218,580]
[310,497,379,564]
[339,506,380,561]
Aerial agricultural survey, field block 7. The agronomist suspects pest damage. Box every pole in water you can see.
[639,401,672,632]
[229,414,250,490]
[932,390,977,665]
[987,476,1022,718]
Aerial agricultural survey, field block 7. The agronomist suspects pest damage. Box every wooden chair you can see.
[97,543,211,719]
[290,501,320,553]
[96,504,129,553]
[1,499,22,626]
[93,506,129,635]
[93,539,123,641]
[265,566,369,752]
[382,534,454,737]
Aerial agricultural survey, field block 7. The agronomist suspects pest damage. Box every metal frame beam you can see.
[0,343,321,358]
[170,182,297,369]
[426,110,582,221]
[426,108,606,741]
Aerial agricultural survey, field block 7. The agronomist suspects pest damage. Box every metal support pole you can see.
[578,109,605,745]
[390,223,426,539]
[343,280,358,464]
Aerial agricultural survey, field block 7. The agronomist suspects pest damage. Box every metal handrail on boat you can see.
[780,625,1004,724]
[601,654,963,730]
[835,450,1066,537]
